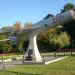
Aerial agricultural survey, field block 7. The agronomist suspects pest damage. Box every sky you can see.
[0,0,75,28]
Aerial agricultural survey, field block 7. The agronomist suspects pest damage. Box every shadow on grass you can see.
[71,54,75,57]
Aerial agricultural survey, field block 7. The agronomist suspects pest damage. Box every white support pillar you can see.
[25,34,42,62]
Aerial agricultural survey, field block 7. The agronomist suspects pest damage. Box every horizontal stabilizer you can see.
[0,39,10,42]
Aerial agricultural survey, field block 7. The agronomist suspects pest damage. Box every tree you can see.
[1,26,11,32]
[38,26,59,51]
[37,25,71,52]
[58,32,70,48]
[24,22,32,28]
[61,3,75,13]
[61,3,75,48]
[12,21,21,31]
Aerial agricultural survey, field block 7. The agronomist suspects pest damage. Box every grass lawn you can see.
[2,55,74,75]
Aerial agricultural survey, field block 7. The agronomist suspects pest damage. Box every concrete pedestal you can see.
[25,35,42,62]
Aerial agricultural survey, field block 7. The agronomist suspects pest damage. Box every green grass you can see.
[3,55,75,75]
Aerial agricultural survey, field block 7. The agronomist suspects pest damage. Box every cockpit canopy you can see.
[44,14,54,20]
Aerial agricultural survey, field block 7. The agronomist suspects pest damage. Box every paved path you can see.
[0,55,65,69]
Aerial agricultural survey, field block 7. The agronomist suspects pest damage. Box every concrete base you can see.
[23,56,68,65]
[23,61,43,64]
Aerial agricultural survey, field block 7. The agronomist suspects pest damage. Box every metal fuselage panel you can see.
[32,10,75,35]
